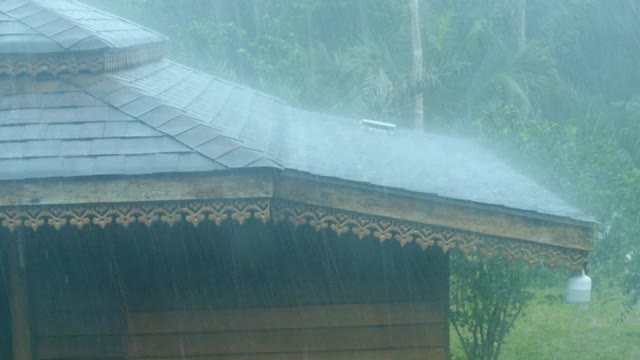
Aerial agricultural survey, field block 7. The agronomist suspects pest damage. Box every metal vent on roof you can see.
[360,119,396,134]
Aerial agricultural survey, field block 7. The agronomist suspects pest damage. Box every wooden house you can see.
[0,1,594,359]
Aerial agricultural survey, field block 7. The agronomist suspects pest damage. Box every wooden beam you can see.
[0,171,274,207]
[8,230,32,360]
[0,169,593,252]
[275,175,593,251]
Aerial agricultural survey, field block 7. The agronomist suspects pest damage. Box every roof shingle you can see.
[0,0,165,53]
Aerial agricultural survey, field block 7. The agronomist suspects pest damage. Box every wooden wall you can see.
[0,234,13,359]
[23,219,449,360]
[26,226,126,360]
[126,302,446,359]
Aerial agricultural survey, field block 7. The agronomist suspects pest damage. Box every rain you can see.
[0,1,639,359]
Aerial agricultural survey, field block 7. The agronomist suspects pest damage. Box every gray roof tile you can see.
[116,136,187,155]
[59,139,91,156]
[0,123,45,141]
[124,122,157,137]
[156,115,197,136]
[44,123,82,139]
[0,0,29,13]
[59,156,95,177]
[45,122,105,139]
[50,26,92,48]
[0,158,25,179]
[75,18,139,32]
[157,71,212,109]
[109,60,170,83]
[103,121,157,138]
[118,96,162,117]
[0,20,35,34]
[122,153,156,174]
[101,87,143,107]
[104,107,135,121]
[216,147,263,168]
[6,3,41,19]
[0,34,63,53]
[126,62,192,96]
[1,108,42,124]
[71,106,132,123]
[81,122,106,138]
[138,106,182,127]
[83,78,126,98]
[174,125,220,148]
[21,156,65,178]
[69,35,106,51]
[20,9,57,27]
[246,157,284,169]
[87,138,121,156]
[41,108,78,123]
[1,78,79,94]
[184,81,235,121]
[36,18,76,37]
[195,137,239,159]
[0,93,42,109]
[101,121,128,137]
[40,91,100,108]
[169,153,226,172]
[22,139,61,157]
[148,152,179,168]
[0,141,24,158]
[92,155,126,175]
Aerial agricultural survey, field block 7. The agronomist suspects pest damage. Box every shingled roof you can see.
[0,0,592,223]
[0,0,164,52]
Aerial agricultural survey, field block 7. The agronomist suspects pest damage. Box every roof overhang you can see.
[0,169,594,270]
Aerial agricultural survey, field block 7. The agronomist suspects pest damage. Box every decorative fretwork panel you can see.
[0,45,165,78]
[0,198,588,270]
[0,199,270,232]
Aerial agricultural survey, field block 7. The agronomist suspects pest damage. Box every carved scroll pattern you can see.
[0,45,165,78]
[0,198,587,270]
[271,200,588,271]
[0,53,103,77]
[0,199,270,232]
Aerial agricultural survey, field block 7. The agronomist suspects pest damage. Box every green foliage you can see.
[450,253,536,360]
[495,285,640,360]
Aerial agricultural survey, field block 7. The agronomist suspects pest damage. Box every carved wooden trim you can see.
[0,198,587,270]
[0,44,165,78]
[0,199,270,232]
[271,200,588,271]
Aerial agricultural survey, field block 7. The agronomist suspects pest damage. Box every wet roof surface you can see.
[0,1,592,222]
[0,0,164,54]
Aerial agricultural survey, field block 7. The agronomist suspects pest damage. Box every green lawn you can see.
[451,285,640,360]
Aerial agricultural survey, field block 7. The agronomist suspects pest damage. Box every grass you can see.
[451,285,640,360]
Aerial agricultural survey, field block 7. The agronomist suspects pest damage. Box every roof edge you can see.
[0,167,594,252]
[279,170,597,226]
[0,170,590,270]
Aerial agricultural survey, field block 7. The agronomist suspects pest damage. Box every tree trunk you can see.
[358,0,372,42]
[409,0,424,131]
[517,0,526,51]
[516,0,529,120]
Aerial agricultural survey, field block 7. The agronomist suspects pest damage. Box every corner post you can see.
[8,229,32,360]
